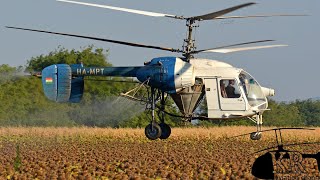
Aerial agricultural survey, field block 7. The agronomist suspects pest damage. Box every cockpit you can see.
[239,71,268,110]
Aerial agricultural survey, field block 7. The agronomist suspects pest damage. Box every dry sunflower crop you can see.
[0,127,319,179]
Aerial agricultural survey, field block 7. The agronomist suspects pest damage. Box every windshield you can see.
[239,71,267,109]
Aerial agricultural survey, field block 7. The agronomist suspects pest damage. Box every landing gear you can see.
[145,122,171,140]
[249,113,263,140]
[159,122,171,139]
[250,132,262,140]
[159,91,171,139]
[145,123,162,140]
[144,89,172,140]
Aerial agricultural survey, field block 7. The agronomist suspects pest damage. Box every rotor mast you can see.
[183,19,197,61]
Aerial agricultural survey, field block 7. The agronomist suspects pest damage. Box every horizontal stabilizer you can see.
[69,77,84,103]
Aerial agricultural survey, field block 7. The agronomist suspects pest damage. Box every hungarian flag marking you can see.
[46,77,53,84]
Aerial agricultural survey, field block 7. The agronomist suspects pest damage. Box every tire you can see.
[250,132,262,140]
[145,123,162,140]
[159,123,171,139]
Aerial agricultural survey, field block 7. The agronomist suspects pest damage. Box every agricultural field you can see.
[0,127,319,179]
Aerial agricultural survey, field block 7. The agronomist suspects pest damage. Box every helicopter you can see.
[6,0,304,140]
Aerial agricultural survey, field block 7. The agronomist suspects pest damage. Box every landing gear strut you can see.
[144,89,171,140]
[249,114,263,140]
[159,91,171,139]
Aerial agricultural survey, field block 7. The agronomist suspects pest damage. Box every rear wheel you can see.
[145,123,162,140]
[159,123,171,139]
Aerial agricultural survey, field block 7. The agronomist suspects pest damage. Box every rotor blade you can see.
[192,40,275,54]
[199,45,288,54]
[189,2,256,21]
[6,26,182,53]
[215,14,308,20]
[57,0,182,19]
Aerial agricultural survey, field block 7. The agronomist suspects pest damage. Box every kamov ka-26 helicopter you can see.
[6,0,303,140]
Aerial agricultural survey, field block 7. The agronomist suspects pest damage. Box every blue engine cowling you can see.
[42,64,84,103]
[136,57,194,93]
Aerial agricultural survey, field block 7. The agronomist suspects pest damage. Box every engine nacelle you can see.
[136,57,195,93]
[42,64,84,103]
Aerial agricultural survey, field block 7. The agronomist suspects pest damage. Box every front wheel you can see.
[250,132,262,140]
[145,123,162,140]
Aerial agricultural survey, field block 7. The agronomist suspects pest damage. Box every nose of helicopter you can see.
[261,87,275,97]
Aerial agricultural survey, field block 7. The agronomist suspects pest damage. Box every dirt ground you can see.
[0,127,319,179]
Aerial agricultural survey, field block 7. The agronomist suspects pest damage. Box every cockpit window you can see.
[220,79,241,98]
[239,71,267,108]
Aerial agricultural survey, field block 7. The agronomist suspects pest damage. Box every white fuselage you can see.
[176,58,269,119]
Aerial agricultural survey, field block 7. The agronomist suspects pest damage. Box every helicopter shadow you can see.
[249,128,320,179]
[252,148,320,179]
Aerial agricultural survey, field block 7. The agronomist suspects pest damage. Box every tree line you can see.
[0,46,319,127]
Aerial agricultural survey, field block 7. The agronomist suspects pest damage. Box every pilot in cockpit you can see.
[225,80,240,98]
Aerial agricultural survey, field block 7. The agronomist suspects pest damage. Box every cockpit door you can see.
[204,78,220,111]
[218,79,246,111]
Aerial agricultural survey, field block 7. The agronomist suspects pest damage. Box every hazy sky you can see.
[1,0,319,101]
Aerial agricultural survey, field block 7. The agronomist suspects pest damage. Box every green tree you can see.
[0,64,17,73]
[293,99,320,126]
[263,99,304,127]
[0,75,75,126]
[0,64,23,84]
[26,46,111,72]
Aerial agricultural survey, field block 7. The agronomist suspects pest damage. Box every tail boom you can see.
[72,66,142,77]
